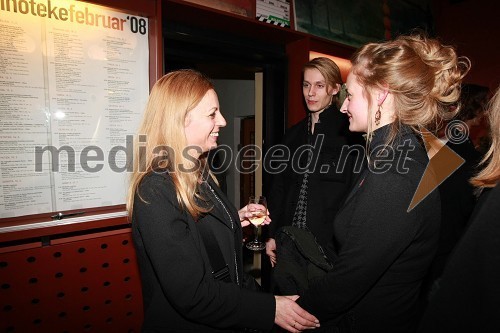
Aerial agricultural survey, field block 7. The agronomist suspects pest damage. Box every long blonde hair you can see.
[471,86,500,189]
[350,32,470,144]
[127,69,215,220]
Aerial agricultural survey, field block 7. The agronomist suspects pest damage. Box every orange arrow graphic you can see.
[408,128,465,212]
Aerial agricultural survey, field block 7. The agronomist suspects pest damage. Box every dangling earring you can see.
[375,105,381,126]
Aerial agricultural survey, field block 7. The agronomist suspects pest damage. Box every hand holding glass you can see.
[245,196,267,251]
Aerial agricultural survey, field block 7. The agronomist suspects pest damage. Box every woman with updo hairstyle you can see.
[294,33,470,332]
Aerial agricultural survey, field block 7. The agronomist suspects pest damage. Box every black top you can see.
[297,124,441,333]
[417,184,500,333]
[423,137,481,294]
[132,172,275,332]
[438,138,480,240]
[267,105,363,253]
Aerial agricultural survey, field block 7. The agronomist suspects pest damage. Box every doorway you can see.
[163,20,287,197]
[163,22,287,289]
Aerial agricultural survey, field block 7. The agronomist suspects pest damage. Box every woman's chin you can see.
[207,143,218,151]
[348,123,367,133]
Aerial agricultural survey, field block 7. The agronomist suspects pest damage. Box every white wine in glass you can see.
[246,196,267,251]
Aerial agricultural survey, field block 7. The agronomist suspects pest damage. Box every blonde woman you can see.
[128,70,319,332]
[418,86,500,332]
[294,33,470,332]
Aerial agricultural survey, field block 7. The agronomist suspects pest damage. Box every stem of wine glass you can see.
[254,225,259,243]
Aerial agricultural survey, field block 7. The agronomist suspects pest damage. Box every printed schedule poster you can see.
[0,0,149,218]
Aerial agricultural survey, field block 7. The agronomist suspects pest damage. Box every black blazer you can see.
[267,106,363,252]
[132,172,275,332]
[423,137,480,292]
[297,125,441,333]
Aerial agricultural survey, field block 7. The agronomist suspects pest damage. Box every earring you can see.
[375,105,381,126]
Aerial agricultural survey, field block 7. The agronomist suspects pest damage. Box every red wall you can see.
[433,0,500,92]
[1,229,142,333]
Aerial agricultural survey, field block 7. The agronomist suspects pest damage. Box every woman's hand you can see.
[266,238,277,267]
[274,295,320,332]
[238,204,271,227]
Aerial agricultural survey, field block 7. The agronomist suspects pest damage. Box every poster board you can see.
[256,0,290,28]
[0,0,150,219]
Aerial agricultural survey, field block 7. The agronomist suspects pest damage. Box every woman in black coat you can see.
[295,33,470,332]
[417,86,500,332]
[127,70,319,332]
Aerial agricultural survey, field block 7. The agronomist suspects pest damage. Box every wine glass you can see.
[245,195,267,251]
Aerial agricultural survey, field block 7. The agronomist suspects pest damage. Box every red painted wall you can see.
[433,0,500,92]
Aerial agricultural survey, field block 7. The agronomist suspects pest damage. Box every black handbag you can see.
[274,226,333,295]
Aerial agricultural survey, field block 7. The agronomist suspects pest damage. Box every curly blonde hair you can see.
[350,32,470,144]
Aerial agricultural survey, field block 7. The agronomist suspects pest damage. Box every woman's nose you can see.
[217,113,227,127]
[340,98,348,113]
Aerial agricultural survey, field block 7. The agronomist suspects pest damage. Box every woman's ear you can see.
[377,88,389,105]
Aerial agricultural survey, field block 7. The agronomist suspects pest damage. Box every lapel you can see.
[340,167,369,210]
[204,177,240,232]
[339,124,416,210]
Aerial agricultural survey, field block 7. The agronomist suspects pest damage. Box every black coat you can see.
[423,138,481,295]
[267,106,363,253]
[297,125,441,333]
[417,184,500,333]
[132,172,275,332]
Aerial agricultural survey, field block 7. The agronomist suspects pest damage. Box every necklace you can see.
[205,181,239,285]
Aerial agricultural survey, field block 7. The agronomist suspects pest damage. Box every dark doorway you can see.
[163,20,288,148]
[162,21,286,291]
